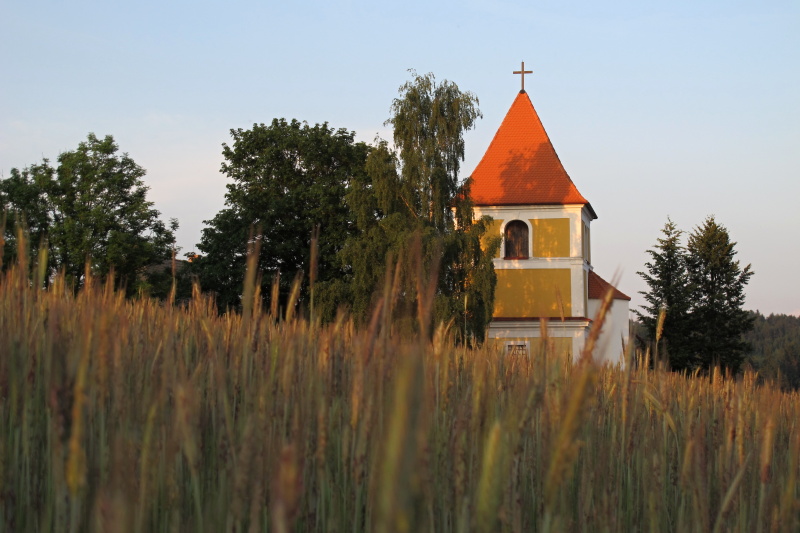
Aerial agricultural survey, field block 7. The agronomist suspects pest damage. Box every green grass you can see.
[1,255,799,532]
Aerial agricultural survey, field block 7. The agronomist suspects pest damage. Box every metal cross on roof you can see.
[513,61,533,92]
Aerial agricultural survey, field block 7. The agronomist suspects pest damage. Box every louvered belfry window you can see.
[504,220,529,259]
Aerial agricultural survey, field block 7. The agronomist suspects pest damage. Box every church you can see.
[469,65,630,364]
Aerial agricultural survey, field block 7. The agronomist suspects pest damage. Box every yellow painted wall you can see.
[481,219,503,258]
[494,269,572,317]
[491,337,573,359]
[531,218,570,257]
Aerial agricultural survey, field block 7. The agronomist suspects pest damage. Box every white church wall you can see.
[586,299,630,365]
[489,319,591,361]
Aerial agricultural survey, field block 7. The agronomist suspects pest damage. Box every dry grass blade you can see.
[242,225,262,322]
[0,248,798,532]
[711,452,751,533]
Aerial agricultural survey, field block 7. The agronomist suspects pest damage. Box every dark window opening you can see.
[504,220,529,259]
[507,344,529,357]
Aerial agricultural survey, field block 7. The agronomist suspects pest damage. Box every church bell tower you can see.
[469,63,630,362]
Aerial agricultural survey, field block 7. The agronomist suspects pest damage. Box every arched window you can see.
[504,220,529,259]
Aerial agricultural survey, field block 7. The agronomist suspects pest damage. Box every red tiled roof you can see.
[468,91,595,218]
[588,271,631,301]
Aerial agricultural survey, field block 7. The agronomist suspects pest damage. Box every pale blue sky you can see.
[2,0,798,315]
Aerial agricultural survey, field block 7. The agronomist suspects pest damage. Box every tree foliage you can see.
[745,311,800,390]
[1,162,54,268]
[388,72,483,231]
[195,73,497,339]
[685,216,754,371]
[194,119,370,311]
[1,133,177,294]
[338,72,497,340]
[635,219,694,369]
[637,216,754,372]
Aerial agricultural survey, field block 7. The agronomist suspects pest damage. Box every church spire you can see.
[468,89,596,218]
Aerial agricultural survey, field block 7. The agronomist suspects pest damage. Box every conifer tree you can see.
[635,218,694,369]
[638,216,755,373]
[686,216,754,372]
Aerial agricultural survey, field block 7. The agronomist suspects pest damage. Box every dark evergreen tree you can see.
[635,218,694,369]
[1,133,177,295]
[685,216,754,372]
[194,119,370,312]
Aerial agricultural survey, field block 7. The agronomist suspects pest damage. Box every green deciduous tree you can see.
[1,133,177,294]
[388,71,483,230]
[195,73,497,337]
[0,161,54,267]
[686,216,754,372]
[339,72,497,341]
[194,119,370,311]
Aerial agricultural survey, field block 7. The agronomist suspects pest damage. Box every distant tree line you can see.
[1,72,497,341]
[745,311,800,390]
